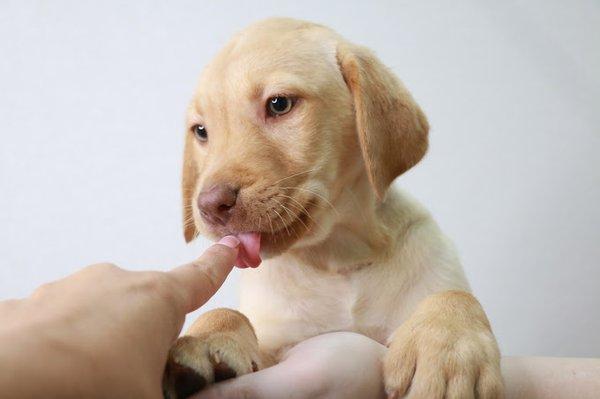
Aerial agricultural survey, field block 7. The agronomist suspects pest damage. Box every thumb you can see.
[192,361,297,399]
[192,372,263,399]
[169,236,239,312]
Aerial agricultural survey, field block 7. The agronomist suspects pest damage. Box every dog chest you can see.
[239,259,403,350]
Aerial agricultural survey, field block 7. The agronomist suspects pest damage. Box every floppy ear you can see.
[337,42,429,200]
[182,133,199,242]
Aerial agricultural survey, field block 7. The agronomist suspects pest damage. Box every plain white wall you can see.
[1,1,599,358]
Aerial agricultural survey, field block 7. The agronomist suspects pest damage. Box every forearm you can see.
[503,356,600,399]
[196,332,600,399]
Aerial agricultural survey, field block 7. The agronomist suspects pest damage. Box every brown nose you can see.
[197,184,238,226]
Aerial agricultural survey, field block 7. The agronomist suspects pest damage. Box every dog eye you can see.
[267,96,293,116]
[192,124,208,142]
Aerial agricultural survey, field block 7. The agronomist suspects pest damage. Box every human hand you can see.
[0,236,240,399]
[189,332,600,399]
[194,332,387,399]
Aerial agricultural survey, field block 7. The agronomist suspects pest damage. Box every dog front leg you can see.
[384,290,504,399]
[162,308,268,399]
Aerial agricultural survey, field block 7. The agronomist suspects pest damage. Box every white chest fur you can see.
[239,193,470,357]
[240,257,360,355]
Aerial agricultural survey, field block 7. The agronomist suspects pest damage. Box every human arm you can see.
[0,236,240,399]
[195,332,600,399]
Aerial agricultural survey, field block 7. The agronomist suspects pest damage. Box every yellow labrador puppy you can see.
[163,17,503,399]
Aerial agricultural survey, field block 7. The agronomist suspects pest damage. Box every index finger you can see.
[169,235,240,312]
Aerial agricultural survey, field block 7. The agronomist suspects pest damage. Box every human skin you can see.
[1,234,598,399]
[0,236,240,399]
[195,332,600,399]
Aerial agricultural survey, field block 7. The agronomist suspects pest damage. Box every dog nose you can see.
[197,184,238,226]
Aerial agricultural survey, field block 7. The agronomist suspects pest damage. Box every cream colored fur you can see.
[165,17,503,399]
[240,189,469,355]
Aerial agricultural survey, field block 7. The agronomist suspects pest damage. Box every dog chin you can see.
[259,231,302,257]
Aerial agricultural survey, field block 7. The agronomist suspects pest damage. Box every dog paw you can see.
[163,332,259,399]
[383,293,504,399]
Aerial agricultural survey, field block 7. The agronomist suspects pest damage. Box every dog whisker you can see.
[275,201,303,240]
[277,193,327,212]
[271,207,291,237]
[281,202,312,235]
[266,213,275,241]
[276,194,320,232]
[284,213,303,240]
[279,186,340,216]
[270,167,321,186]
[273,199,310,238]
[277,193,313,215]
[277,199,296,221]
[271,198,307,239]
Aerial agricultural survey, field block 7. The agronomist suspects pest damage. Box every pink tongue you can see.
[234,232,262,268]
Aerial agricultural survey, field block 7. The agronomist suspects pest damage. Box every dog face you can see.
[182,18,429,258]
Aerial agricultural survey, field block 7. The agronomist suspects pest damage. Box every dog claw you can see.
[164,361,207,399]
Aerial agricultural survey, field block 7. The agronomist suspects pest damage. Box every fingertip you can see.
[169,239,240,312]
[197,236,239,271]
[217,235,240,249]
[207,236,240,264]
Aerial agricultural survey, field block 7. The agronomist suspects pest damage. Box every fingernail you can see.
[218,235,240,249]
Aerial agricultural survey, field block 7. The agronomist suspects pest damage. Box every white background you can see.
[1,1,599,357]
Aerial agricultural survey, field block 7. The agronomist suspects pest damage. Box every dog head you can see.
[182,18,428,265]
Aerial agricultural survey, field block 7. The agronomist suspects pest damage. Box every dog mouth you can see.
[221,196,317,269]
[234,232,262,268]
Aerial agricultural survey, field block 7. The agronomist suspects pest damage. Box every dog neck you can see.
[287,170,397,273]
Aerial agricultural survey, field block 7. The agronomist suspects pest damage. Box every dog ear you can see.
[337,42,429,200]
[182,133,199,242]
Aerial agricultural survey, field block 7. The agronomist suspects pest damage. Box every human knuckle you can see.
[139,272,182,306]
[199,269,219,292]
[31,281,56,298]
[206,244,232,260]
[186,262,218,291]
[160,272,181,291]
[0,299,22,309]
[189,257,211,270]
[137,272,168,292]
[86,262,121,273]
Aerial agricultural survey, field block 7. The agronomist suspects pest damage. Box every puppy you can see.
[163,18,503,399]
